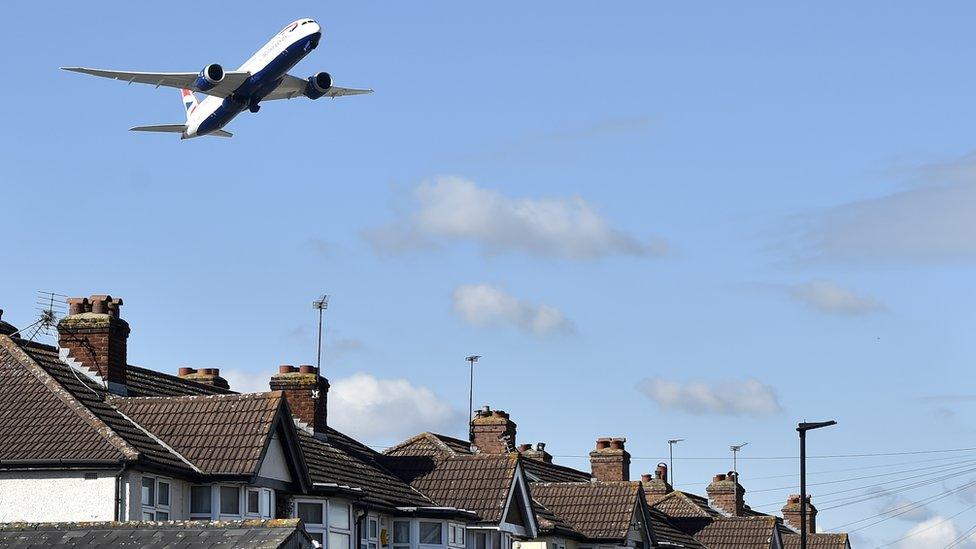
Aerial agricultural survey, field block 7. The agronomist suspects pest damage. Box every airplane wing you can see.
[61,67,250,98]
[262,74,373,101]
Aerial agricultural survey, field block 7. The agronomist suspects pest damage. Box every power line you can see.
[828,477,976,532]
[945,519,976,549]
[877,501,976,548]
[547,446,976,461]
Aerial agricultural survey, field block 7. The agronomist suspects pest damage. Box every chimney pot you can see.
[518,444,532,452]
[536,442,546,452]
[641,473,653,483]
[271,363,330,437]
[279,364,296,374]
[58,294,129,394]
[596,437,612,450]
[299,364,317,374]
[178,367,196,376]
[590,436,631,481]
[610,437,627,450]
[782,494,817,533]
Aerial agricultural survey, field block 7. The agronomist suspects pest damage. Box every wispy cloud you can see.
[864,486,932,522]
[788,280,886,315]
[329,373,464,441]
[452,283,572,336]
[363,176,667,259]
[636,377,783,416]
[795,153,976,264]
[896,516,968,548]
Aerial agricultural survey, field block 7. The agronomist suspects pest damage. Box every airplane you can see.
[61,18,371,139]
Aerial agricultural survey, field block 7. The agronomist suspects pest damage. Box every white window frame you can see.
[140,475,171,521]
[392,519,411,549]
[418,521,444,547]
[448,523,465,547]
[293,498,354,549]
[245,487,274,519]
[218,484,243,519]
[361,514,379,549]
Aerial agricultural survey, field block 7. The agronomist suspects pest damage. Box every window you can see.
[247,489,261,515]
[294,499,355,549]
[393,520,410,549]
[298,502,324,525]
[420,522,442,545]
[190,486,212,516]
[472,532,488,549]
[141,476,170,521]
[448,524,465,546]
[220,486,241,516]
[361,516,378,549]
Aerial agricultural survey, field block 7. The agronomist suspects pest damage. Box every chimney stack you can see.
[58,295,129,394]
[471,407,517,454]
[177,367,230,390]
[0,309,18,337]
[271,364,330,438]
[518,442,553,463]
[590,437,631,482]
[641,462,673,500]
[782,494,817,533]
[706,471,746,516]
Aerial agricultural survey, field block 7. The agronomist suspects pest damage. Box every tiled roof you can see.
[647,508,707,549]
[125,365,233,397]
[692,516,779,549]
[383,432,472,459]
[522,457,591,483]
[299,429,433,509]
[781,530,850,549]
[651,491,721,519]
[109,392,285,475]
[7,338,193,473]
[0,519,312,548]
[530,481,642,541]
[531,499,582,539]
[385,453,519,522]
[0,338,129,463]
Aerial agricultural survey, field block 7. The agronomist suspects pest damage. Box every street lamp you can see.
[797,420,837,549]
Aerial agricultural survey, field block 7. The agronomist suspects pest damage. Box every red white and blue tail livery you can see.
[62,19,372,139]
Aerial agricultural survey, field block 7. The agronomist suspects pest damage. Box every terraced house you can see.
[0,295,852,548]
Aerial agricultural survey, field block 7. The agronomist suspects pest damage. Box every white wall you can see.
[0,470,117,522]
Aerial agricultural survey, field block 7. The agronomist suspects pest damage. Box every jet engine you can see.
[193,64,225,92]
[303,72,333,99]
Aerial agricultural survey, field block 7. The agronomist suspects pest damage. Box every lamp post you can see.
[465,355,481,441]
[797,420,836,549]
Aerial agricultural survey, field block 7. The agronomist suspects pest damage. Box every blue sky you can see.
[4,2,976,545]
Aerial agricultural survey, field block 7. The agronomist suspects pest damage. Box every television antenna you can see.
[730,442,749,506]
[667,439,684,487]
[9,291,67,342]
[312,295,330,371]
[466,355,481,442]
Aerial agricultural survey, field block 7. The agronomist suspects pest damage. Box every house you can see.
[0,295,479,548]
[0,294,853,549]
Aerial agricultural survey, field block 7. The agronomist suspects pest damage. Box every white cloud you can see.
[864,486,931,522]
[636,377,783,416]
[220,368,270,394]
[363,176,666,259]
[799,154,976,264]
[329,374,464,441]
[788,280,886,315]
[897,516,966,548]
[452,284,573,336]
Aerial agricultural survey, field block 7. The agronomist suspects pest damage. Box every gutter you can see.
[0,459,124,469]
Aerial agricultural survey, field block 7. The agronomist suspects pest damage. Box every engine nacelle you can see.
[194,64,225,92]
[303,72,333,99]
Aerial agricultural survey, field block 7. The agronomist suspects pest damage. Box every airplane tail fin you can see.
[181,88,199,119]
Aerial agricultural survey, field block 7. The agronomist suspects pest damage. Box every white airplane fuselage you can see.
[184,19,322,138]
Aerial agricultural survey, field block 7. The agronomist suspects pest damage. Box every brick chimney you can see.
[58,295,129,394]
[177,367,230,390]
[641,462,673,500]
[0,309,18,337]
[706,472,746,516]
[271,364,330,438]
[782,494,817,533]
[590,437,631,482]
[471,407,517,454]
[519,442,553,463]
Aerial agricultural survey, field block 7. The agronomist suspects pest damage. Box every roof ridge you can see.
[126,364,236,394]
[0,336,138,461]
[112,391,279,402]
[383,431,461,457]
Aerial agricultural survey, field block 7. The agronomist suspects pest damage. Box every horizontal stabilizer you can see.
[211,129,233,138]
[129,124,186,134]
